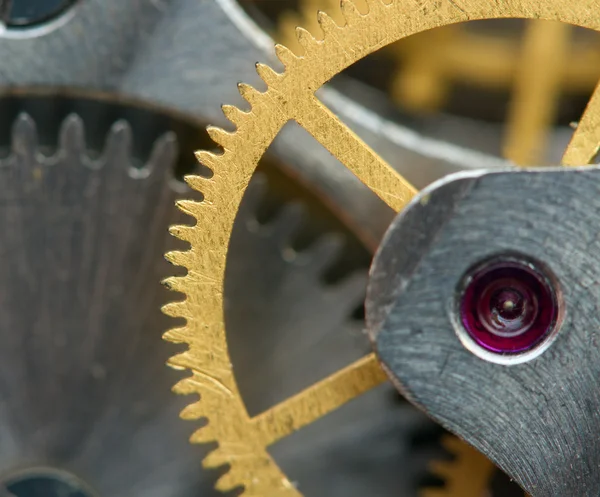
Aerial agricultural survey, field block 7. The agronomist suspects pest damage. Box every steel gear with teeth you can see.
[163,0,600,495]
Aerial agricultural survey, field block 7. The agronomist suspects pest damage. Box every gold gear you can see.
[163,1,600,495]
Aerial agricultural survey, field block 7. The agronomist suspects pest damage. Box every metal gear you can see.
[163,0,600,495]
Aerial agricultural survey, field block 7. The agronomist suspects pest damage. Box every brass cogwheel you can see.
[163,1,600,495]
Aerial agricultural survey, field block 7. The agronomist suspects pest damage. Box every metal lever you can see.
[366,165,600,496]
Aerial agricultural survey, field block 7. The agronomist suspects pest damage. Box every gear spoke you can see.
[250,353,387,446]
[563,79,600,165]
[295,95,418,212]
[504,21,571,166]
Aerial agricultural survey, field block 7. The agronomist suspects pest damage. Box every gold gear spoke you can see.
[295,95,418,212]
[504,20,571,166]
[251,353,387,446]
[563,79,600,165]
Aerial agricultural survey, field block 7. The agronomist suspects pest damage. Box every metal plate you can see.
[367,165,600,496]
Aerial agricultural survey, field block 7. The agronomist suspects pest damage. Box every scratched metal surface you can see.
[368,166,600,496]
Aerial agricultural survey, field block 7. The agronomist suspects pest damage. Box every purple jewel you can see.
[459,258,559,355]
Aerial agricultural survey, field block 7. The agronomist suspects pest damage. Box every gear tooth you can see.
[256,62,281,87]
[143,131,178,176]
[441,433,463,453]
[214,469,243,492]
[341,0,364,24]
[181,402,205,421]
[204,450,228,470]
[184,174,215,195]
[163,326,191,343]
[12,113,38,159]
[167,350,197,372]
[175,198,205,217]
[275,43,299,67]
[172,375,198,394]
[317,10,341,33]
[103,119,133,162]
[190,429,216,445]
[162,275,188,293]
[195,149,220,172]
[296,26,320,50]
[161,299,189,319]
[429,460,454,478]
[59,114,86,158]
[168,224,196,243]
[164,249,194,269]
[238,82,262,107]
[222,104,249,129]
[207,125,234,151]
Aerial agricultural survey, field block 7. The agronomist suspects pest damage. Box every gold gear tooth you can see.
[181,400,207,422]
[172,376,200,395]
[163,275,189,293]
[428,460,455,478]
[317,10,342,34]
[164,249,195,268]
[256,62,283,87]
[207,126,236,151]
[162,325,190,343]
[221,104,249,129]
[184,175,216,195]
[194,150,223,173]
[440,433,465,453]
[161,299,191,319]
[163,330,195,348]
[175,198,206,217]
[275,44,299,68]
[238,82,263,107]
[296,26,321,52]
[168,224,196,243]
